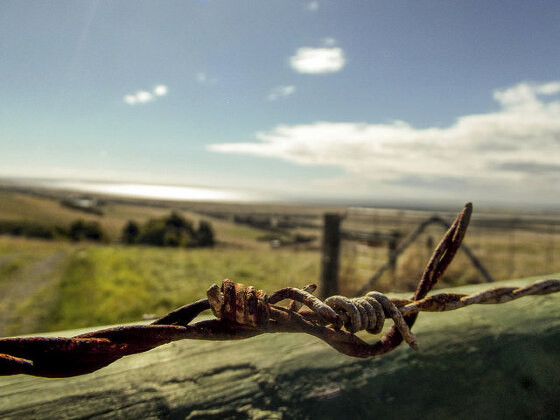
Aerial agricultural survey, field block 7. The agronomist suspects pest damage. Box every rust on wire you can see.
[1,203,559,378]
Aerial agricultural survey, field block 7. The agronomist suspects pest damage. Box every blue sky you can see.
[1,1,560,207]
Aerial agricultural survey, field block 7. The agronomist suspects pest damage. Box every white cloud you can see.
[208,81,560,202]
[306,1,319,11]
[123,85,168,105]
[534,81,560,95]
[492,81,560,110]
[154,85,168,96]
[135,90,153,103]
[267,85,296,101]
[290,44,346,74]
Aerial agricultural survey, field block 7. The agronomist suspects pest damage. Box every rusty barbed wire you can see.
[0,203,559,378]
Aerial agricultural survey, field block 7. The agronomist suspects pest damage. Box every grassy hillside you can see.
[0,237,319,335]
[2,188,559,338]
[0,189,323,335]
[0,190,298,246]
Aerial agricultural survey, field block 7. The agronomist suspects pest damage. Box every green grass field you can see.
[0,189,324,335]
[0,237,319,335]
[1,188,559,337]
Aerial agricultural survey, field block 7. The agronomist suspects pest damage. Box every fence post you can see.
[508,219,517,279]
[320,213,342,299]
[387,231,400,283]
[547,223,555,269]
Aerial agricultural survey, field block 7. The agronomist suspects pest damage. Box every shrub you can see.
[123,212,215,248]
[0,219,105,242]
[0,220,57,240]
[121,220,140,244]
[196,221,215,247]
[69,219,106,242]
[137,219,167,246]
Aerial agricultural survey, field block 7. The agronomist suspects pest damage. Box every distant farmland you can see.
[0,186,559,336]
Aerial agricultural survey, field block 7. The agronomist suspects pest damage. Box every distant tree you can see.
[69,219,105,241]
[128,211,214,248]
[69,220,84,241]
[165,211,191,230]
[196,221,215,247]
[165,211,195,246]
[121,220,140,244]
[163,211,196,247]
[0,220,57,240]
[137,219,167,246]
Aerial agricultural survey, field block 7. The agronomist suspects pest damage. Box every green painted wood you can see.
[0,276,559,419]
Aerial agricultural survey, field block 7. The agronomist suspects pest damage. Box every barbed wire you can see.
[1,203,558,378]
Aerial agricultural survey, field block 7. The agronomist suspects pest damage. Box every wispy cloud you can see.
[267,85,296,101]
[306,1,319,12]
[289,39,345,74]
[196,72,217,85]
[123,84,168,105]
[208,81,560,202]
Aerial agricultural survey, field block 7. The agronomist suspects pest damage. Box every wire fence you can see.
[337,206,560,296]
[1,203,559,378]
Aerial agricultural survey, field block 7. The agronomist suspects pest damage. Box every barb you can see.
[0,203,558,378]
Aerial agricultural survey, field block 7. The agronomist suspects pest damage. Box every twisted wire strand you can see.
[294,279,560,352]
[324,294,418,350]
[0,278,557,377]
[397,278,560,316]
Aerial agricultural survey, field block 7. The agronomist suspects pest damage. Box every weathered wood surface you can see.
[1,276,559,419]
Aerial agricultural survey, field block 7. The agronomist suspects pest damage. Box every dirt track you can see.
[0,250,67,336]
